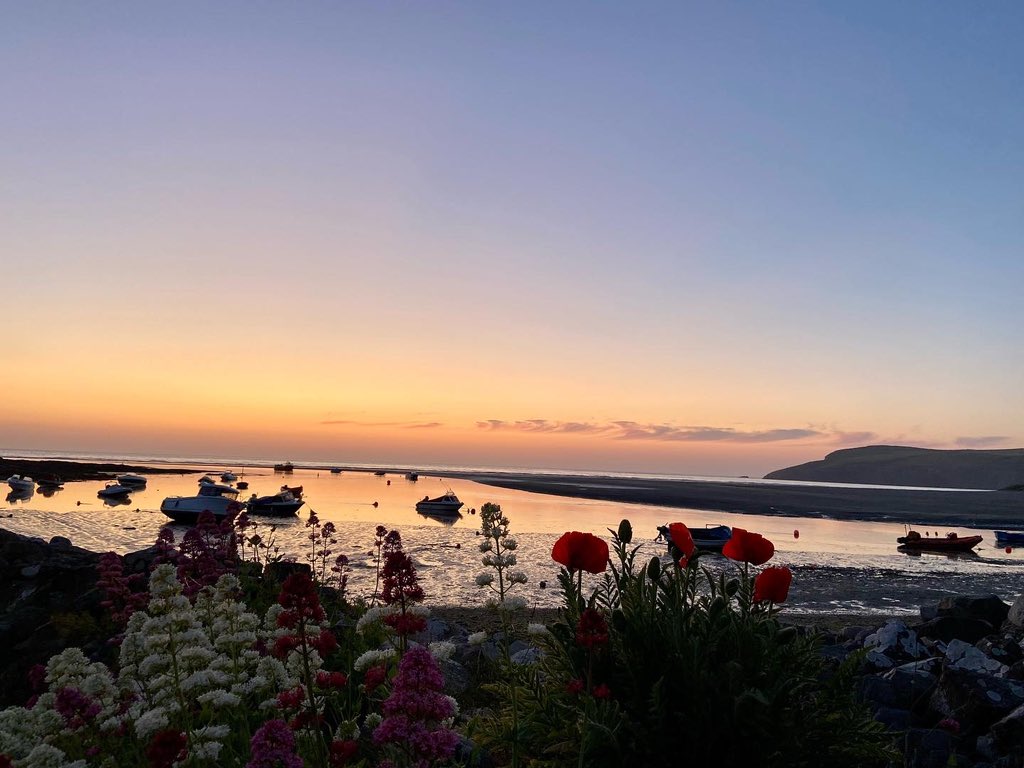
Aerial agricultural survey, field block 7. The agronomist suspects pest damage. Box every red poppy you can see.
[592,683,611,699]
[667,523,695,560]
[552,531,609,574]
[722,528,775,565]
[753,566,792,603]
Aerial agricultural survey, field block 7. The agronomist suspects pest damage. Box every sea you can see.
[3,449,1023,616]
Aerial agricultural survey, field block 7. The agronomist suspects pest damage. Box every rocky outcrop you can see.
[765,445,1024,490]
[826,593,1024,767]
[0,529,108,707]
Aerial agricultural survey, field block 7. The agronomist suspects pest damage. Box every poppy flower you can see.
[552,531,609,574]
[753,566,792,603]
[667,523,695,561]
[722,527,775,565]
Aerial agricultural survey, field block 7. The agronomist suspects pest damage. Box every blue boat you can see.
[657,524,733,553]
[994,531,1024,545]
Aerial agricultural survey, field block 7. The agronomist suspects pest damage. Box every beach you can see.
[451,470,1024,528]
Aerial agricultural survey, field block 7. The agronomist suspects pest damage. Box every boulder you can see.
[930,595,1010,629]
[883,664,940,711]
[990,702,1024,753]
[864,620,926,660]
[916,616,996,645]
[1008,592,1024,630]
[901,728,953,768]
[930,668,1024,732]
[945,639,1010,676]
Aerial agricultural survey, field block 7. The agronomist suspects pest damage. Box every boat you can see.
[221,471,237,482]
[246,490,304,517]
[198,481,239,498]
[236,481,249,490]
[97,483,132,498]
[160,493,242,524]
[994,531,1024,545]
[896,530,983,553]
[273,461,294,473]
[6,489,33,503]
[36,475,63,488]
[415,492,464,516]
[117,474,147,487]
[7,475,35,492]
[330,467,342,474]
[280,484,303,499]
[405,471,419,481]
[373,470,386,476]
[657,524,732,553]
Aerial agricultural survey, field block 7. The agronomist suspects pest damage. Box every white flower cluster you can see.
[0,566,313,765]
[353,647,397,672]
[475,502,529,607]
[467,631,488,646]
[428,641,456,661]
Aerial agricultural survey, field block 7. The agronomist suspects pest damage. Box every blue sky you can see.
[2,2,1022,474]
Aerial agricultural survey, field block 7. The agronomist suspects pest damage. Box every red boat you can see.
[896,530,983,553]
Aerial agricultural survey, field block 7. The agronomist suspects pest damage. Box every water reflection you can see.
[417,511,463,527]
[103,496,134,507]
[6,489,34,504]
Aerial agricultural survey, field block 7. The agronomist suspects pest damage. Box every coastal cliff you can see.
[765,445,1024,490]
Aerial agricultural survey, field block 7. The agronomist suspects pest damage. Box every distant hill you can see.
[764,445,1024,490]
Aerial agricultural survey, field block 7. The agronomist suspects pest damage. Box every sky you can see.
[2,2,1022,477]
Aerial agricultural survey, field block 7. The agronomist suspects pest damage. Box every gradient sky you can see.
[3,2,1022,477]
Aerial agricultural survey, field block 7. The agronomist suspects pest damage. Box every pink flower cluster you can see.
[54,686,102,730]
[374,646,460,767]
[96,552,148,627]
[246,720,302,768]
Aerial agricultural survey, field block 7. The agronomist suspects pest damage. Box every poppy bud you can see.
[725,578,740,596]
[617,519,633,544]
[647,556,661,581]
[709,595,727,614]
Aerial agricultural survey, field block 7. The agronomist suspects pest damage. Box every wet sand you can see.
[450,471,1024,529]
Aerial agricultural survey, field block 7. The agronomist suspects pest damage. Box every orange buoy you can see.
[793,529,800,539]
[1006,547,1013,554]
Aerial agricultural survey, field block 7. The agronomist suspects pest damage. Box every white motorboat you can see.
[97,483,132,498]
[117,474,147,487]
[160,493,241,524]
[415,491,463,516]
[198,482,240,498]
[7,475,35,492]
[221,471,237,482]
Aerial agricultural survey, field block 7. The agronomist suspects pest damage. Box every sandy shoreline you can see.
[449,471,1024,529]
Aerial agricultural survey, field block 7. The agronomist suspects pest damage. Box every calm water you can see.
[3,462,1023,615]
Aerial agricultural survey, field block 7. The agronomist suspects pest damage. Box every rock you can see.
[48,536,72,549]
[934,595,1010,629]
[865,650,896,671]
[841,624,870,641]
[901,727,953,768]
[20,564,41,578]
[990,703,1024,752]
[1008,592,1024,630]
[976,636,1024,667]
[917,616,996,645]
[874,706,912,730]
[945,639,1009,676]
[439,659,470,696]
[510,647,541,665]
[883,665,939,711]
[975,734,998,761]
[864,620,926,660]
[931,668,1024,732]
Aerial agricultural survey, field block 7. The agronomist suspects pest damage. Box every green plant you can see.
[516,519,893,768]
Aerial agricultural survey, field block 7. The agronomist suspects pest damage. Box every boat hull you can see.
[160,495,240,524]
[896,534,983,553]
[247,500,304,517]
[415,501,463,515]
[98,485,132,498]
[994,531,1024,544]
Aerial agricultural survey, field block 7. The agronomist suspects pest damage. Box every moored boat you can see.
[221,471,237,482]
[246,490,304,517]
[97,483,132,498]
[273,461,294,473]
[161,494,242,524]
[415,492,463,516]
[994,530,1024,545]
[896,530,983,553]
[7,475,35,492]
[405,471,419,481]
[657,524,732,553]
[117,474,147,487]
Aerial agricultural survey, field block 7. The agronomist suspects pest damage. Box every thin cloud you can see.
[954,435,1010,448]
[321,419,443,430]
[830,431,878,446]
[479,419,830,443]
